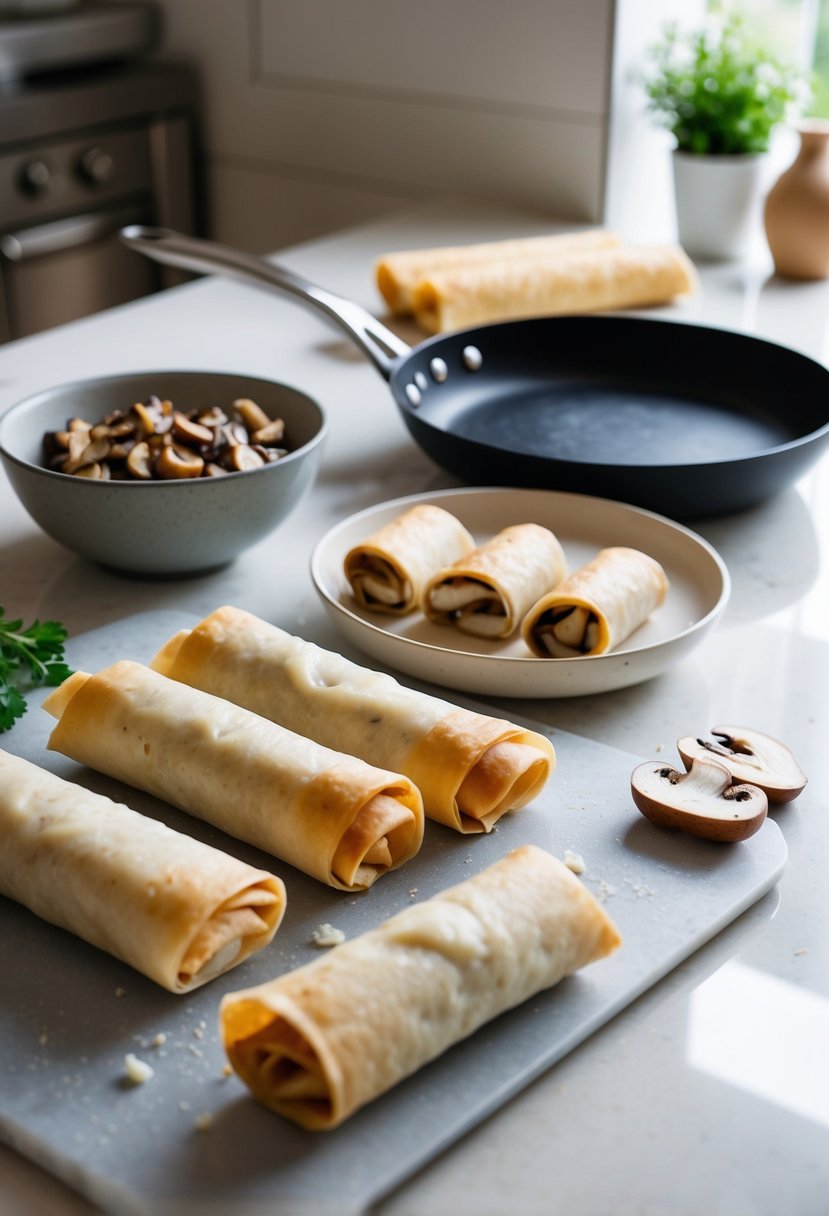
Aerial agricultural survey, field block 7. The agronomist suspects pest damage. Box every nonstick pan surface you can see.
[121,227,829,519]
[389,316,829,518]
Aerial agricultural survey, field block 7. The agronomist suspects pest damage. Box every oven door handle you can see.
[0,206,146,262]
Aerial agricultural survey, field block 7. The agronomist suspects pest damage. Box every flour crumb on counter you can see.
[311,923,346,947]
[594,878,616,903]
[563,850,586,875]
[123,1053,154,1085]
[794,947,809,956]
[150,1033,167,1048]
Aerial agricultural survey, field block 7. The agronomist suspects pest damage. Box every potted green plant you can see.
[643,10,807,260]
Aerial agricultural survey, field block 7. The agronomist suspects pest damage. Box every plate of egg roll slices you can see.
[312,487,730,697]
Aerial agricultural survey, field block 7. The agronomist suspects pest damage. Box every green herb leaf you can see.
[642,12,810,156]
[0,606,72,733]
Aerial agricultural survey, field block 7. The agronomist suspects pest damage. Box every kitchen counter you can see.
[0,198,827,1216]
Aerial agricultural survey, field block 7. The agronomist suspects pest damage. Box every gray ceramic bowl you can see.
[0,370,326,575]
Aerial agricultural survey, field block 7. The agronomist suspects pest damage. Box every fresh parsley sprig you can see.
[0,607,73,732]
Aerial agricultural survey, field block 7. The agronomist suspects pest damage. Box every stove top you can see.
[0,1,157,85]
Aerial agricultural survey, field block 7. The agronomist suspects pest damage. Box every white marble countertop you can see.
[0,198,827,1216]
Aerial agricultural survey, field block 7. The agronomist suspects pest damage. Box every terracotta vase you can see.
[764,121,829,279]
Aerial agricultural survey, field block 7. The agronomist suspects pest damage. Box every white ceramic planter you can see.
[672,150,767,261]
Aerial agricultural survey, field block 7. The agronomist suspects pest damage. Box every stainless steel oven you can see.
[0,44,198,341]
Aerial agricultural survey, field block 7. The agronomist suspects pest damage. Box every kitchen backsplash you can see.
[143,0,695,252]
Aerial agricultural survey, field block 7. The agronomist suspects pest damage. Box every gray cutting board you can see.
[0,612,787,1216]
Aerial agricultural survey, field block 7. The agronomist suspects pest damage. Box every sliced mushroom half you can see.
[677,725,807,804]
[630,757,768,842]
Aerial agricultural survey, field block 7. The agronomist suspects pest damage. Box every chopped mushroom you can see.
[42,395,290,481]
[630,756,768,842]
[677,726,807,804]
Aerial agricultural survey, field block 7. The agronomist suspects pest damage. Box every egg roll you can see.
[522,546,669,658]
[221,844,621,1129]
[43,661,423,892]
[344,503,474,615]
[424,523,566,639]
[150,606,555,834]
[0,749,285,993]
[412,244,697,334]
[375,229,621,315]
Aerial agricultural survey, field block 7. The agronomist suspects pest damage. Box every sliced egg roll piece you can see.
[43,661,423,892]
[344,503,474,614]
[375,229,621,315]
[412,244,697,333]
[522,546,669,658]
[0,748,285,993]
[424,523,566,639]
[150,606,555,834]
[221,844,621,1129]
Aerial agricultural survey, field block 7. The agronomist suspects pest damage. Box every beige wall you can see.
[148,0,690,252]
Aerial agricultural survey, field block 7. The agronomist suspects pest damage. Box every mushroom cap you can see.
[631,756,768,842]
[677,725,807,804]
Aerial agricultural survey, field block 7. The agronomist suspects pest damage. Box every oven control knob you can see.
[77,147,115,187]
[18,159,51,197]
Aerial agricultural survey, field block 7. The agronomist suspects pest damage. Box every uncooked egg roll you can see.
[150,606,555,834]
[43,662,423,892]
[522,546,669,658]
[412,244,697,333]
[424,523,566,639]
[375,229,621,315]
[0,749,285,993]
[344,503,474,614]
[220,844,621,1129]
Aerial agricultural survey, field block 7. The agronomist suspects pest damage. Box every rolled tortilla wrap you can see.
[151,606,555,834]
[0,749,285,993]
[344,503,474,614]
[220,844,621,1129]
[522,546,669,658]
[43,661,423,892]
[375,229,621,315]
[412,244,697,334]
[424,523,566,639]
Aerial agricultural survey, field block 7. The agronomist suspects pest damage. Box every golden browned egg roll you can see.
[423,523,566,639]
[150,606,555,834]
[412,244,697,333]
[343,503,474,614]
[43,662,423,892]
[0,749,285,993]
[375,229,622,315]
[522,546,669,658]
[220,844,621,1129]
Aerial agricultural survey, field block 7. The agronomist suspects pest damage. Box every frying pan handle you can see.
[119,226,409,381]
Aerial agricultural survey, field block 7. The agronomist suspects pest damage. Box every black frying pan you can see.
[121,226,829,519]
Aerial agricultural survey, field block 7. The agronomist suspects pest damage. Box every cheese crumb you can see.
[222,1063,233,1078]
[194,1111,213,1132]
[115,987,126,998]
[311,923,346,948]
[124,1054,154,1085]
[564,850,586,875]
[150,1033,167,1048]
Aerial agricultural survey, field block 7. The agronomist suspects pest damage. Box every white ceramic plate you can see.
[310,488,730,698]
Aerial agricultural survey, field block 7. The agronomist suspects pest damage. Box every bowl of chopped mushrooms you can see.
[0,370,326,575]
